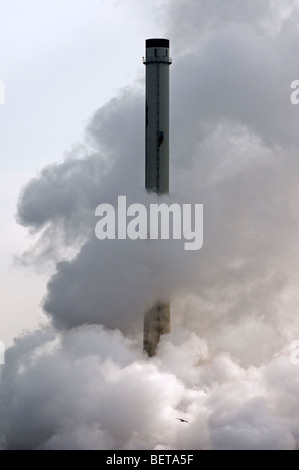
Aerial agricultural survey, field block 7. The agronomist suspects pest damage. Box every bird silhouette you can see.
[176,417,190,424]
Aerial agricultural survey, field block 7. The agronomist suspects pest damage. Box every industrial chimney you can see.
[143,38,172,356]
[143,38,172,193]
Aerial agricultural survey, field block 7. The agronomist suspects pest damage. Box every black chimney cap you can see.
[146,38,169,48]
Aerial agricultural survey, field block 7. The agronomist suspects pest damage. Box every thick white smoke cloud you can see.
[2,0,299,449]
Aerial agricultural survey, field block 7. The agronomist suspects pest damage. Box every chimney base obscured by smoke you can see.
[143,301,170,357]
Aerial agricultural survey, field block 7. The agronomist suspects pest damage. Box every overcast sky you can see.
[2,0,299,451]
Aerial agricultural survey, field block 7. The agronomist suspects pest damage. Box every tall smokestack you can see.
[143,38,172,356]
[143,38,172,193]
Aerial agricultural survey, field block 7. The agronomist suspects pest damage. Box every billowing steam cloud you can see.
[2,0,299,449]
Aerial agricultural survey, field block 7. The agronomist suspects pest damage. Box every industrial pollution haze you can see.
[2,0,299,450]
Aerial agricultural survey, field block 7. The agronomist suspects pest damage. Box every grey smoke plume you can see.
[2,0,299,449]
